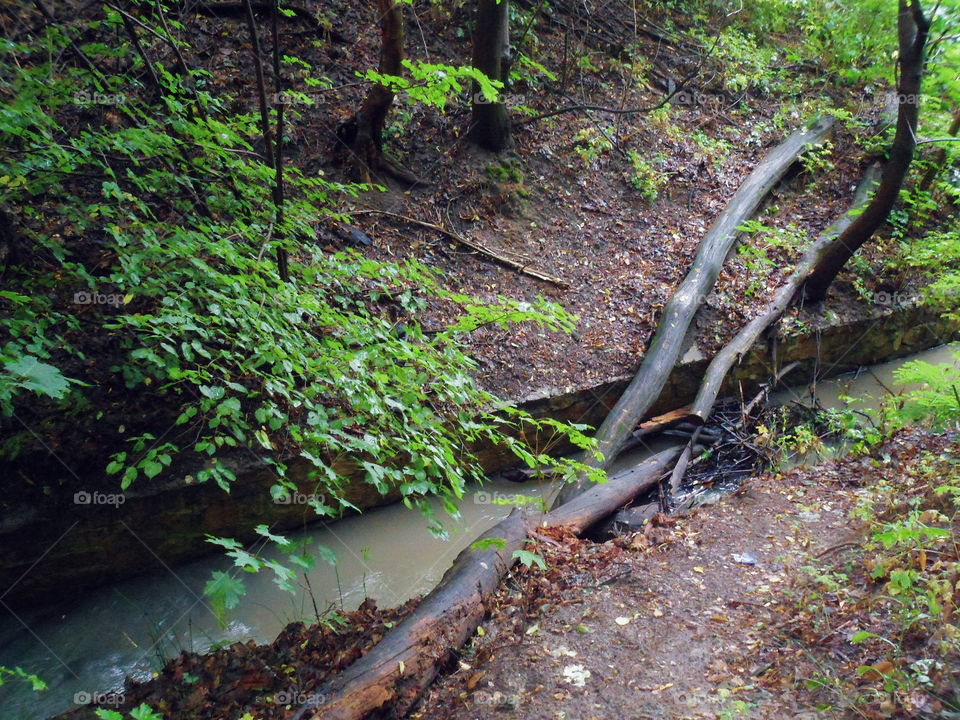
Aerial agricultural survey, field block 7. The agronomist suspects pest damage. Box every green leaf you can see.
[512,549,547,570]
[129,703,165,720]
[254,524,290,546]
[471,537,507,552]
[4,356,71,399]
[121,466,138,490]
[204,571,246,626]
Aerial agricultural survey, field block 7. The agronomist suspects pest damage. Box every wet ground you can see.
[413,456,861,720]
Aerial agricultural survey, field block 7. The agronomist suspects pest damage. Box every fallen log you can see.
[540,446,681,533]
[653,162,888,496]
[351,209,569,287]
[290,510,529,720]
[686,164,884,427]
[292,446,681,720]
[555,116,834,505]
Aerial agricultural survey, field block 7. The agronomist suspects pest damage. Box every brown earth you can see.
[411,429,958,720]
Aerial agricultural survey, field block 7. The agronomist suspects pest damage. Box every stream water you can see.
[2,343,958,720]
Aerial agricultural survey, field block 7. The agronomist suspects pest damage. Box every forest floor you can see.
[182,0,907,402]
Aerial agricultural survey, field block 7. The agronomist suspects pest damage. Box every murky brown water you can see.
[2,343,957,720]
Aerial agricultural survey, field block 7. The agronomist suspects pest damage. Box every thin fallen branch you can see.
[352,209,569,287]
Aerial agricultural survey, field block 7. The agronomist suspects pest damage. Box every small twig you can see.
[916,137,960,144]
[815,540,860,558]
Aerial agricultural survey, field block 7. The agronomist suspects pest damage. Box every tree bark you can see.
[291,446,681,720]
[340,0,420,184]
[469,0,512,151]
[800,0,930,302]
[554,117,834,506]
[687,163,886,426]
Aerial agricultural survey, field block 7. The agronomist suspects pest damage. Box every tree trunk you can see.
[341,0,417,183]
[469,0,512,151]
[800,0,930,302]
[290,446,681,720]
[554,117,834,506]
[687,163,886,425]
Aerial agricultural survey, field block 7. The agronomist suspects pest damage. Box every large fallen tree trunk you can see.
[555,116,834,505]
[686,163,885,425]
[291,446,680,720]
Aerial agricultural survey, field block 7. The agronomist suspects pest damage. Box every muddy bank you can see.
[2,301,956,607]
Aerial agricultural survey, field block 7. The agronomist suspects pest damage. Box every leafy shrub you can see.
[0,8,600,531]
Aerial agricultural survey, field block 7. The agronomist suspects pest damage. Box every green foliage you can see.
[892,351,960,425]
[626,151,667,203]
[470,536,507,552]
[0,665,46,692]
[364,59,501,109]
[95,705,164,720]
[512,547,546,570]
[735,220,803,297]
[573,126,614,167]
[0,355,74,411]
[798,139,835,178]
[711,28,782,94]
[742,0,896,85]
[789,442,960,715]
[1,2,602,617]
[890,216,960,319]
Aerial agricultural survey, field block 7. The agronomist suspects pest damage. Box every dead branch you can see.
[351,209,569,287]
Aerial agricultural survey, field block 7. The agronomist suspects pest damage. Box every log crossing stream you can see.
[2,343,958,720]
